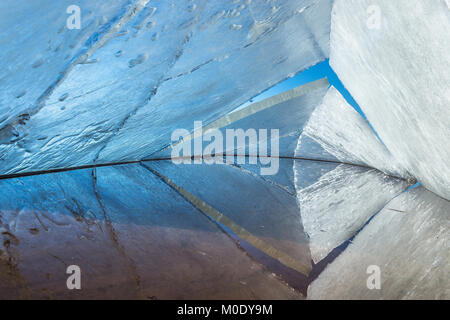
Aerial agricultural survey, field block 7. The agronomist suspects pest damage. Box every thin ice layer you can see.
[295,87,408,178]
[308,186,450,299]
[146,159,312,274]
[294,161,409,263]
[0,0,333,175]
[153,78,330,160]
[331,0,450,199]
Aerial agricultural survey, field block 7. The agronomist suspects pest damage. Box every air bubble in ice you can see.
[128,54,148,68]
[151,32,159,41]
[187,4,197,12]
[16,91,26,99]
[31,58,45,68]
[58,93,69,101]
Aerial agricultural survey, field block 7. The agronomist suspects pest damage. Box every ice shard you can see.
[308,186,450,300]
[291,85,410,263]
[0,0,334,175]
[294,161,409,263]
[295,87,408,178]
[0,164,303,299]
[330,0,450,200]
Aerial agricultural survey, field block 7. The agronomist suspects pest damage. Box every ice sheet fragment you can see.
[0,0,130,126]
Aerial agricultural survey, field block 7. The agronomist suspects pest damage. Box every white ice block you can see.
[296,87,408,178]
[330,0,450,200]
[294,162,409,263]
[308,186,450,299]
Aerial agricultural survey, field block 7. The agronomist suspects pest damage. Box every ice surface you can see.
[1,0,447,300]
[308,186,450,299]
[0,0,333,174]
[330,0,450,200]
[0,163,303,299]
[295,87,408,178]
[294,161,409,263]
[0,0,130,126]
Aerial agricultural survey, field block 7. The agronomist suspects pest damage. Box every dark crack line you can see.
[227,161,296,196]
[161,58,216,83]
[91,167,142,297]
[32,212,48,232]
[0,154,408,181]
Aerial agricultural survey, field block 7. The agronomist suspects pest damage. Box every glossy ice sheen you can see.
[331,0,450,199]
[308,187,450,299]
[0,0,333,175]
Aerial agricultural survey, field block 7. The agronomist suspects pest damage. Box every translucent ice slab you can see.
[330,0,450,200]
[231,158,298,195]
[145,159,312,275]
[296,87,408,178]
[308,186,450,299]
[153,78,330,160]
[294,161,409,263]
